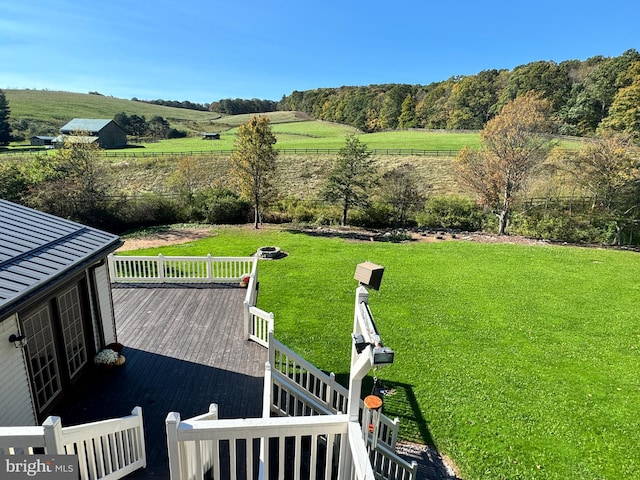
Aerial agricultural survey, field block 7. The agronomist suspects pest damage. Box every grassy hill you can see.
[4,89,308,136]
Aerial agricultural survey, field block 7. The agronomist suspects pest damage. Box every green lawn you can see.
[120,227,640,480]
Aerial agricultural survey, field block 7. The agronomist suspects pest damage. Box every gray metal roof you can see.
[0,200,122,317]
[60,118,114,134]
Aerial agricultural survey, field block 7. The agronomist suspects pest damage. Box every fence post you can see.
[328,372,336,412]
[131,407,147,468]
[263,362,272,418]
[157,254,165,281]
[165,412,181,480]
[42,416,65,454]
[243,300,251,340]
[107,254,116,282]
[207,254,213,280]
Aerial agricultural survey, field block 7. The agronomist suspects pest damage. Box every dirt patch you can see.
[116,227,217,252]
[117,224,555,252]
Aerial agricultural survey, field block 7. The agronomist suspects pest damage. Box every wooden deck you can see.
[56,283,268,479]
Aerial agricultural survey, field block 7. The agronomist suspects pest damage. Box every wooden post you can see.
[165,412,181,480]
[42,416,65,454]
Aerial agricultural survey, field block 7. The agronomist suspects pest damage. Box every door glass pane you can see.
[58,285,87,378]
[22,305,62,413]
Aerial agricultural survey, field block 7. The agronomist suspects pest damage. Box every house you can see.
[29,136,55,147]
[0,199,122,426]
[202,132,220,140]
[57,118,127,149]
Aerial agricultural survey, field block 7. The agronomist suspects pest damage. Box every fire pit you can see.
[256,246,282,259]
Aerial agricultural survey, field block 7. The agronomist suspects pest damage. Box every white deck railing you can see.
[108,254,270,346]
[0,407,146,480]
[108,254,256,284]
[269,336,400,450]
[166,411,374,480]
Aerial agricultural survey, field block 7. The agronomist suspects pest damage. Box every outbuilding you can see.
[29,136,56,147]
[58,118,127,149]
[0,200,122,425]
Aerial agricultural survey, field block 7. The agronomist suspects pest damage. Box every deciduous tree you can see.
[230,115,278,228]
[454,92,554,234]
[323,134,375,226]
[379,164,425,226]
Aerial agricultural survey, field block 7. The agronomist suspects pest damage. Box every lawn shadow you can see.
[334,373,460,480]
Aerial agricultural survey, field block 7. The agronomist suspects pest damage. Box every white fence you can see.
[108,254,256,284]
[0,407,146,480]
[108,254,271,346]
[269,336,400,450]
[166,411,374,480]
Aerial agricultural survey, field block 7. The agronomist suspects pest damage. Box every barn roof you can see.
[60,118,114,133]
[0,200,122,318]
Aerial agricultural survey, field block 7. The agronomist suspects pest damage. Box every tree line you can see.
[113,112,187,139]
[279,49,640,136]
[3,104,638,246]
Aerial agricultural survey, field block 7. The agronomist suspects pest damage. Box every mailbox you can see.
[354,262,385,291]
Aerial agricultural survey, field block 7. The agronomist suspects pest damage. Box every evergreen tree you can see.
[398,94,417,129]
[0,89,12,146]
[323,134,375,226]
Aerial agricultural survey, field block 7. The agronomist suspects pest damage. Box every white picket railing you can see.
[0,407,146,480]
[166,412,373,480]
[108,254,256,284]
[269,335,400,450]
[108,254,270,347]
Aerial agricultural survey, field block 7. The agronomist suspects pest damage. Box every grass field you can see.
[132,126,482,153]
[119,226,640,480]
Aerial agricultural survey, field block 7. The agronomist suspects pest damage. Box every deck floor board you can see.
[56,283,267,479]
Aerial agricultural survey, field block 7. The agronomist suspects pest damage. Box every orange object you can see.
[364,395,383,410]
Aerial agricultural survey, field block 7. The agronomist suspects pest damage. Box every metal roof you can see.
[0,200,122,317]
[60,118,114,134]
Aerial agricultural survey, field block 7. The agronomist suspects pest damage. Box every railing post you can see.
[132,407,147,468]
[263,362,272,419]
[157,254,165,281]
[165,412,181,480]
[207,254,213,280]
[243,300,250,340]
[42,416,65,454]
[328,372,336,412]
[107,254,116,282]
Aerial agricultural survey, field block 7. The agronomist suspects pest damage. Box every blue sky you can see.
[1,0,638,104]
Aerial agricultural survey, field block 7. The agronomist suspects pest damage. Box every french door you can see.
[21,282,92,419]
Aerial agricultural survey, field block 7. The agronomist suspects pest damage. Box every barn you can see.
[58,118,127,149]
[0,200,122,425]
[29,136,55,147]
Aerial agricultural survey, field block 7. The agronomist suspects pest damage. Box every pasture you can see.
[120,226,640,480]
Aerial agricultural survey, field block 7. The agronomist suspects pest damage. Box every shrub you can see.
[192,188,249,224]
[106,194,183,233]
[349,202,394,228]
[417,196,484,231]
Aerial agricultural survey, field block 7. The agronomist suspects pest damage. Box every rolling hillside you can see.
[4,89,307,136]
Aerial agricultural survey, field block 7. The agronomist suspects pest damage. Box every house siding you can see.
[0,315,37,426]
